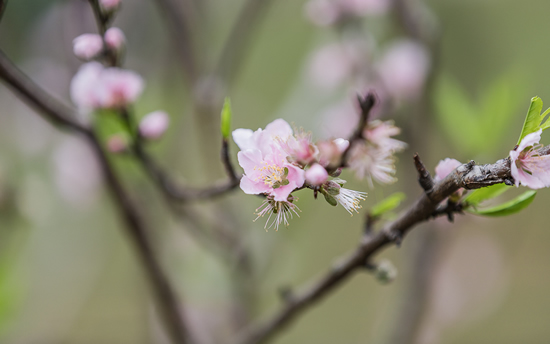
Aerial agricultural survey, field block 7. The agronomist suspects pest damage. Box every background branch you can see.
[235,156,515,344]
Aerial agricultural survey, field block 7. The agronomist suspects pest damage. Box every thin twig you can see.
[0,51,189,344]
[328,92,376,173]
[413,153,434,193]
[0,49,87,133]
[235,156,514,344]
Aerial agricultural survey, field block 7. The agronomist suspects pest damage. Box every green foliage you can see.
[370,192,406,218]
[467,190,536,217]
[93,109,131,141]
[517,97,550,144]
[220,97,232,139]
[463,184,509,206]
[435,75,524,156]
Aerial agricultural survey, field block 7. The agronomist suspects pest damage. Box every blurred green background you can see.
[1,0,550,343]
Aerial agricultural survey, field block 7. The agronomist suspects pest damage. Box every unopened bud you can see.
[323,180,341,196]
[220,97,232,139]
[305,163,329,186]
[99,0,121,12]
[107,134,129,153]
[104,27,126,51]
[139,111,170,140]
[322,192,337,206]
[374,259,397,284]
[73,34,103,60]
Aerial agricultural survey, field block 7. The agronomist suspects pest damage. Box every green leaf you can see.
[467,190,536,217]
[517,97,546,144]
[463,184,509,206]
[370,192,406,218]
[323,193,337,206]
[220,97,232,139]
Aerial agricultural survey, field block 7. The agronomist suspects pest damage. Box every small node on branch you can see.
[385,229,403,247]
[364,213,375,236]
[413,153,434,194]
[278,286,294,304]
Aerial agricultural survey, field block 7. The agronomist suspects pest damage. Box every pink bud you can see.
[73,34,103,60]
[434,158,462,181]
[107,135,128,153]
[100,0,121,12]
[96,68,144,109]
[377,40,430,101]
[306,163,329,186]
[139,111,170,140]
[304,0,340,27]
[104,27,126,51]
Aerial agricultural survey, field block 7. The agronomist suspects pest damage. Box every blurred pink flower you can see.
[510,129,550,189]
[304,0,390,26]
[377,40,430,101]
[365,120,407,152]
[233,119,305,202]
[340,0,391,16]
[434,158,462,181]
[100,0,121,12]
[73,34,103,60]
[104,27,126,51]
[305,163,329,186]
[349,144,398,186]
[107,135,128,153]
[70,62,144,110]
[139,111,169,140]
[320,101,359,139]
[318,138,349,167]
[304,0,340,26]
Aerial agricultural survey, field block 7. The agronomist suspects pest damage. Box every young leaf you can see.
[467,190,536,217]
[220,97,232,139]
[517,97,545,144]
[370,192,406,218]
[463,184,509,206]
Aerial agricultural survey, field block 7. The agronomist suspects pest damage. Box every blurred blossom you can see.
[305,163,329,186]
[305,0,390,26]
[349,143,398,185]
[364,120,406,152]
[104,27,126,51]
[510,129,550,189]
[70,62,144,111]
[99,0,121,12]
[72,34,103,60]
[377,40,430,101]
[139,111,170,140]
[307,41,367,90]
[106,134,128,153]
[52,137,101,208]
[276,128,319,166]
[318,138,348,167]
[434,158,462,181]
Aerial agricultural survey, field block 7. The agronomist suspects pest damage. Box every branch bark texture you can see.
[236,157,513,344]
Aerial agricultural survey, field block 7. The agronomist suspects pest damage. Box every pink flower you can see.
[340,0,391,16]
[434,158,462,181]
[307,42,365,89]
[100,0,121,12]
[349,144,398,186]
[233,119,305,202]
[318,138,349,167]
[139,111,169,140]
[510,129,550,189]
[304,0,340,26]
[104,27,126,51]
[305,163,329,186]
[107,135,128,153]
[71,62,144,110]
[73,34,103,60]
[365,120,407,152]
[377,40,430,101]
[276,129,319,166]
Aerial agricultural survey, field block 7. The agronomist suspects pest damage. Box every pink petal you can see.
[232,128,255,151]
[434,158,462,181]
[240,176,270,195]
[517,155,550,189]
[517,129,542,152]
[237,149,263,175]
[305,163,328,186]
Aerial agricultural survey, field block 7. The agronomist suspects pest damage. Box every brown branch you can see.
[0,51,189,344]
[328,92,376,173]
[413,153,434,193]
[235,156,514,344]
[0,49,88,133]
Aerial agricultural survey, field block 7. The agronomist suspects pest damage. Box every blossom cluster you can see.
[234,117,405,230]
[69,0,169,147]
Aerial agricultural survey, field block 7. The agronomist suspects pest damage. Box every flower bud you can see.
[99,0,121,12]
[107,135,129,153]
[305,163,328,186]
[139,111,170,140]
[104,27,126,51]
[73,34,103,60]
[323,180,341,196]
[374,259,397,284]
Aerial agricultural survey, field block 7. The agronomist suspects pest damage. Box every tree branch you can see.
[235,156,515,344]
[0,49,88,133]
[0,51,189,344]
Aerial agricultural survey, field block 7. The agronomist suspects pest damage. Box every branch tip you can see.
[413,153,434,193]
